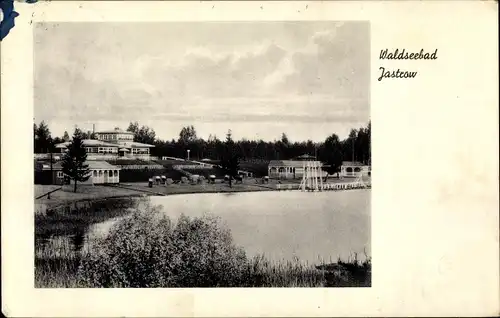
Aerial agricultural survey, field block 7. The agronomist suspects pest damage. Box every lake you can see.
[142,190,371,263]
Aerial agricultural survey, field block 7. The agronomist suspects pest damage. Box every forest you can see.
[34,120,371,172]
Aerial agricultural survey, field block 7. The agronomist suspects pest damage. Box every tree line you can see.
[34,120,370,190]
[126,121,371,167]
[34,120,371,170]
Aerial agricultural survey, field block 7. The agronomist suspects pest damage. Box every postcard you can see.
[1,1,498,317]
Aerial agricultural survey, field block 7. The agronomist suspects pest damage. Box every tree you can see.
[52,136,63,145]
[81,130,96,140]
[63,131,70,142]
[136,126,156,144]
[127,122,156,144]
[127,122,140,135]
[347,129,358,162]
[281,133,290,145]
[34,121,52,153]
[33,122,39,152]
[178,125,197,144]
[220,130,240,188]
[61,129,91,193]
[367,121,371,165]
[319,134,343,179]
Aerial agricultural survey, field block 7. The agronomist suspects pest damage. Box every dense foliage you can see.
[77,203,248,287]
[34,121,371,167]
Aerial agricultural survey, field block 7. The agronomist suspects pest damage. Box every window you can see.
[354,167,361,172]
[346,167,353,173]
[99,170,103,177]
[114,170,118,177]
[93,170,97,177]
[57,171,64,178]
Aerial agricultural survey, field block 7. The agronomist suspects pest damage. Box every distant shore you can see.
[35,177,370,209]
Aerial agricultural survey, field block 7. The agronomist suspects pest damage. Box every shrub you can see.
[76,202,248,287]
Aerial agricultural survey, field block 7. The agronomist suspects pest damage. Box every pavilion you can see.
[267,154,326,180]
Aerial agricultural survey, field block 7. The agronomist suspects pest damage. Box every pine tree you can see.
[61,130,90,193]
[220,130,240,188]
[35,121,52,153]
[63,131,70,142]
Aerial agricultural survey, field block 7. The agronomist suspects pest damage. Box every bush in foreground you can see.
[76,203,248,287]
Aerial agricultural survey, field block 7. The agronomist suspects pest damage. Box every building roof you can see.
[295,154,316,160]
[55,139,119,148]
[269,160,322,167]
[87,161,121,170]
[97,128,134,135]
[342,161,367,166]
[43,161,121,171]
[117,141,155,148]
[55,140,155,149]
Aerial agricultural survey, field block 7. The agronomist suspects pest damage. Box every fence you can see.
[119,168,184,183]
[173,164,214,170]
[115,164,165,170]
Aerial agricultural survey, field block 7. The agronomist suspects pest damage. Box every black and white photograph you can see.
[33,21,371,288]
[2,0,499,316]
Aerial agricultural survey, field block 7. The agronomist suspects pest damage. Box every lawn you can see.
[35,184,148,208]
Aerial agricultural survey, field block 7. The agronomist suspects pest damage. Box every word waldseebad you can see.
[378,49,438,81]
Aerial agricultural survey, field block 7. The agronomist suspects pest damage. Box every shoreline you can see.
[35,179,371,209]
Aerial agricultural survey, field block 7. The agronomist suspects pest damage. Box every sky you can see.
[34,22,370,142]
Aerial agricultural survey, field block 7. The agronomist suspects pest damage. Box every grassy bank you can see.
[35,199,370,288]
[35,184,149,208]
[35,197,138,238]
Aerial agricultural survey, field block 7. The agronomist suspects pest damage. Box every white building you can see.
[54,127,155,160]
[41,161,121,185]
[340,161,371,177]
[268,159,327,180]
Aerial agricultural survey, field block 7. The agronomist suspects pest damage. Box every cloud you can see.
[275,23,370,98]
[34,22,369,140]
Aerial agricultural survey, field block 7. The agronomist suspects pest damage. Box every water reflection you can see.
[35,197,140,254]
[36,191,371,263]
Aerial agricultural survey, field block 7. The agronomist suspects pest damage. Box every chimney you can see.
[93,124,95,134]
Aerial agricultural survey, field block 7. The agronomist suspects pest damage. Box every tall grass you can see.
[35,198,138,238]
[35,200,371,288]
